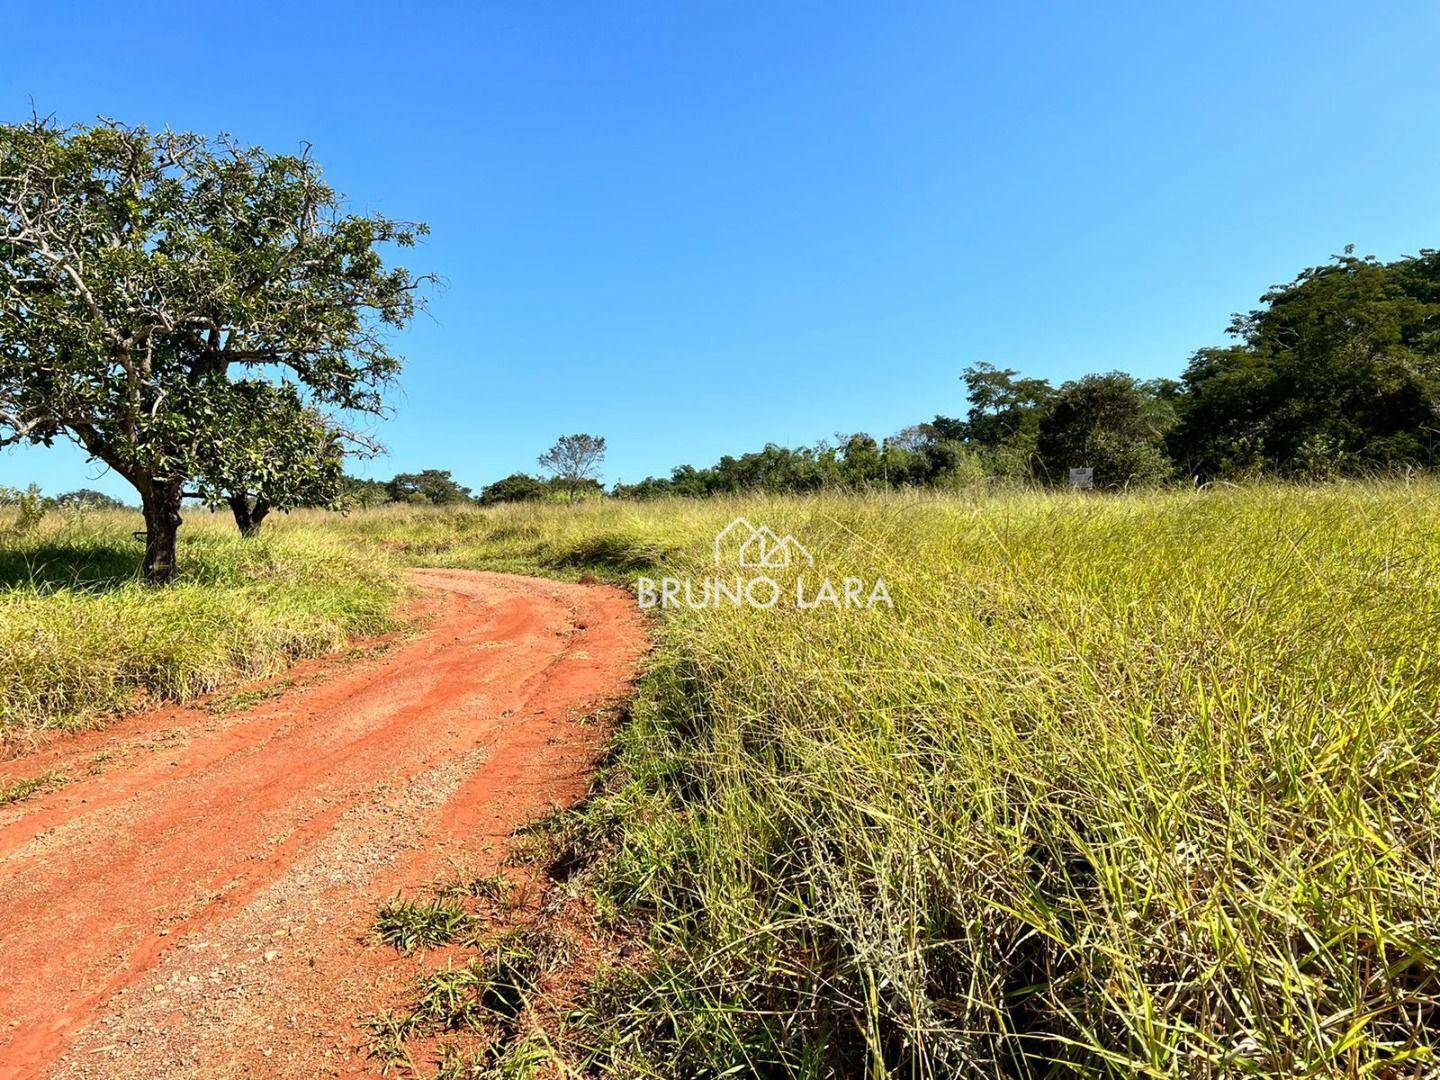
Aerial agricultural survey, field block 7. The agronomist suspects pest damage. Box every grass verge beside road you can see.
[0,509,396,734]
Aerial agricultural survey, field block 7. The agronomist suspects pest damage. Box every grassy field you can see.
[4,483,1439,1074]
[328,485,1440,1076]
[0,508,396,734]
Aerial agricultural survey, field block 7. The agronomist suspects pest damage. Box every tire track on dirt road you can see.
[0,570,647,1079]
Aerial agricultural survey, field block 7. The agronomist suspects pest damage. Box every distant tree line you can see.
[0,485,128,511]
[340,435,610,507]
[341,468,606,508]
[610,248,1440,496]
[0,484,128,536]
[368,250,1440,503]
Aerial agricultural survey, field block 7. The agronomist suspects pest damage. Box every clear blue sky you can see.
[4,1,1439,498]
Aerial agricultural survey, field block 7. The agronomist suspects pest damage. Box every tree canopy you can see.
[612,250,1440,498]
[1171,249,1440,477]
[0,118,426,579]
[385,469,472,505]
[193,380,351,535]
[478,472,548,505]
[55,487,126,510]
[539,434,607,501]
[1035,373,1176,489]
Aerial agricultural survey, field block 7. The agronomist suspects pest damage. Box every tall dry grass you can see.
[339,484,1440,1076]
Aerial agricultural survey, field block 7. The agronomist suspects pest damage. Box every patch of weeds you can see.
[375,896,477,953]
[482,521,543,544]
[439,871,520,909]
[393,931,541,1040]
[434,1042,488,1079]
[522,923,574,979]
[505,806,573,868]
[365,1011,418,1076]
[411,960,490,1031]
[365,885,558,1069]
[545,532,672,573]
[0,769,66,806]
[470,930,543,1020]
[348,638,413,661]
[437,1032,553,1078]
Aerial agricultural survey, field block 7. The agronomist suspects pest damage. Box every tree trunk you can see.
[140,482,184,584]
[227,493,270,538]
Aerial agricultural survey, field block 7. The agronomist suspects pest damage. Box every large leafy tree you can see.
[341,475,390,509]
[0,118,426,580]
[957,362,1056,449]
[385,469,472,505]
[478,472,547,505]
[932,362,1056,478]
[55,487,125,510]
[1035,372,1176,489]
[1171,249,1440,477]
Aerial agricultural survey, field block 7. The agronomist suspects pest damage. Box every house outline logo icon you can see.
[637,517,890,611]
[713,517,815,569]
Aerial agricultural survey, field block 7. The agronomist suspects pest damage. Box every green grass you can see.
[339,483,1440,1076]
[438,871,521,908]
[369,930,543,1058]
[0,507,397,733]
[375,895,478,953]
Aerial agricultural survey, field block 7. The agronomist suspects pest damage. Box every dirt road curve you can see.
[0,570,647,1079]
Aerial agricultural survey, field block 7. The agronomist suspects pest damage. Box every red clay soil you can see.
[0,570,647,1079]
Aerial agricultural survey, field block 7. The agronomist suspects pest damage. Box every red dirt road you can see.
[0,570,647,1079]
